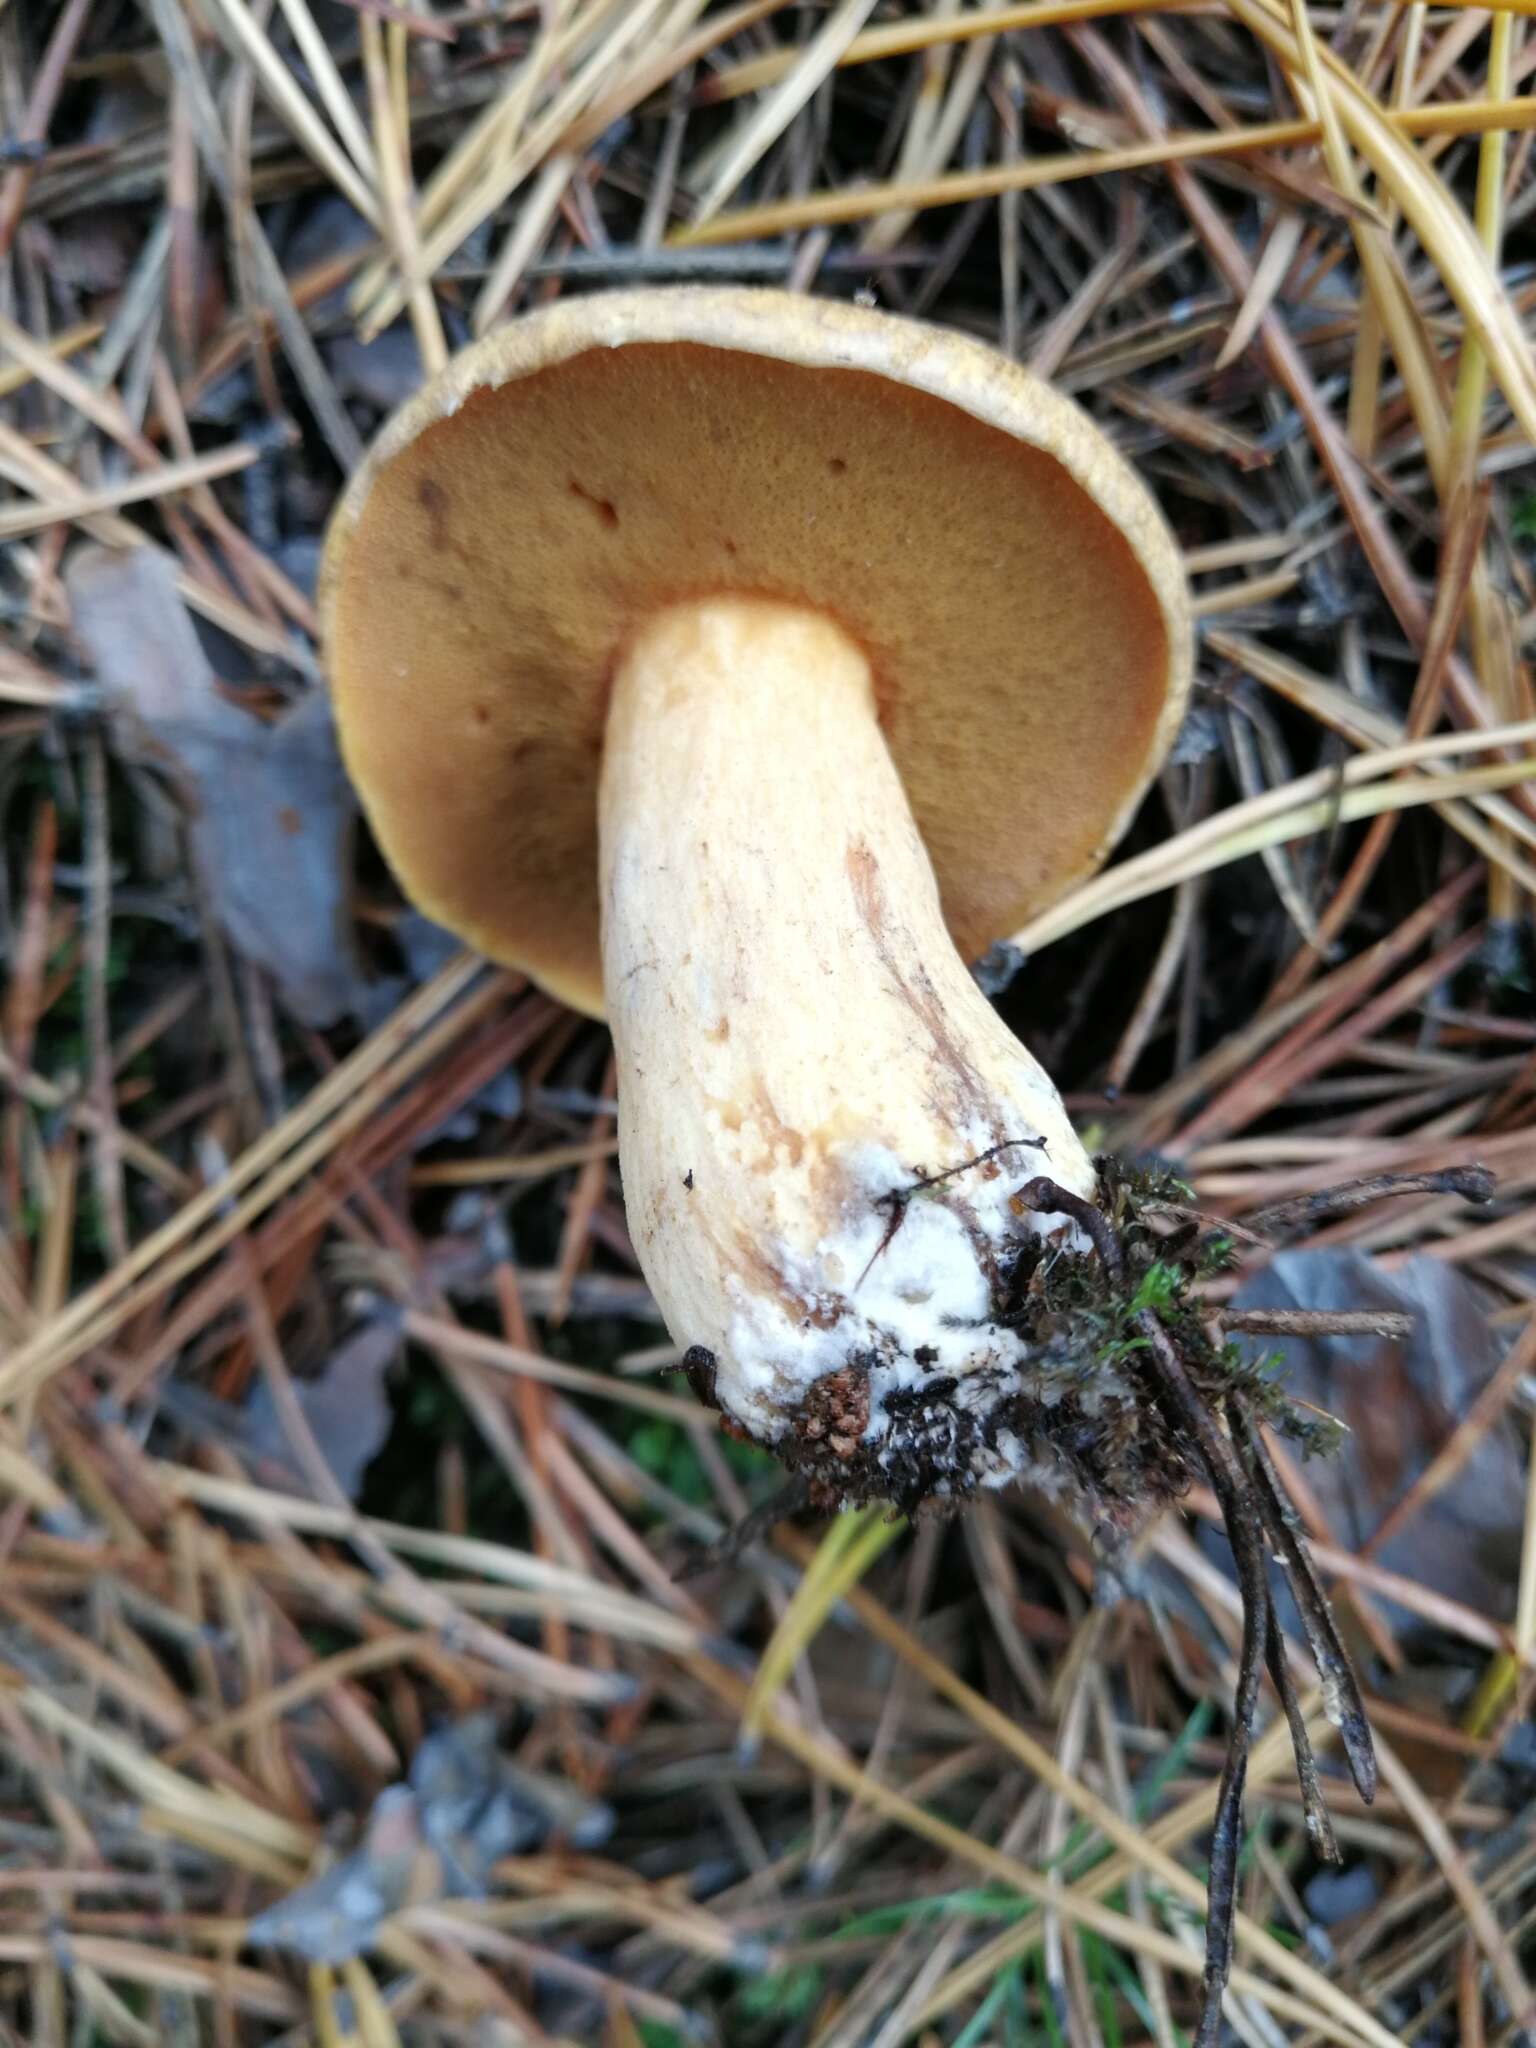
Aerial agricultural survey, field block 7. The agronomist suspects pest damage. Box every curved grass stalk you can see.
[740,1504,902,1751]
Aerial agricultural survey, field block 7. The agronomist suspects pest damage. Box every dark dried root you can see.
[1131,1301,1269,2048]
[1231,1409,1377,1805]
[1243,1163,1494,1243]
[1262,1595,1338,1864]
[1017,1174,1376,2048]
[1218,1306,1413,1341]
[674,1476,810,1583]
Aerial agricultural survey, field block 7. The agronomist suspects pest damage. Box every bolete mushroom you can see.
[326,290,1389,2044]
[322,287,1191,1504]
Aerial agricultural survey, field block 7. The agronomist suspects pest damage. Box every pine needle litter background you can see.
[2,0,1536,2044]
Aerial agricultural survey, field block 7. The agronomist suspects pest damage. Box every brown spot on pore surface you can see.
[569,479,619,528]
[276,806,302,835]
[416,475,450,550]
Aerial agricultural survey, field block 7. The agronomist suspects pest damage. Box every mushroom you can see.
[322,287,1191,1505]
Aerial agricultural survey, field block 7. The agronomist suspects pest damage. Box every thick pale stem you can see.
[600,598,1096,1493]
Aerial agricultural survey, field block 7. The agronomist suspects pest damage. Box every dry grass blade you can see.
[201,0,383,227]
[0,319,102,399]
[1212,627,1536,884]
[0,956,497,1406]
[402,1311,701,1420]
[1226,0,1536,441]
[0,443,260,540]
[355,0,680,336]
[273,0,380,186]
[1373,1734,1535,2029]
[704,0,1536,98]
[1214,208,1304,369]
[777,1536,1402,2048]
[152,1466,707,1656]
[1015,735,1536,954]
[688,0,882,228]
[346,0,612,321]
[708,0,1211,98]
[740,1504,900,1749]
[696,1662,1343,2048]
[358,13,447,373]
[672,95,1536,242]
[692,1651,1387,2048]
[15,1689,313,1862]
[470,151,577,337]
[1518,1413,1536,1662]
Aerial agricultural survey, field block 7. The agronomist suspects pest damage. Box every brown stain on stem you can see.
[748,1078,804,1169]
[845,838,998,1137]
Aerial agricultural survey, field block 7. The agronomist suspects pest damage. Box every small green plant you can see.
[733,1963,823,2023]
[630,1406,773,1505]
[636,2023,688,2048]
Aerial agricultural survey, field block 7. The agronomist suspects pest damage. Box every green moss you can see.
[988,1154,1344,1516]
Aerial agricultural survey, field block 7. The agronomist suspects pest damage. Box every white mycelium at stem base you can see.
[600,597,1099,1495]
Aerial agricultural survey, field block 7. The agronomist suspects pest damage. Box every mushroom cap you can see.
[321,288,1191,1018]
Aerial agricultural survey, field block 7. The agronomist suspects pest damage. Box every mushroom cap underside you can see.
[322,288,1191,1018]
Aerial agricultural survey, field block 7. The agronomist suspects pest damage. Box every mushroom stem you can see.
[600,597,1097,1487]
